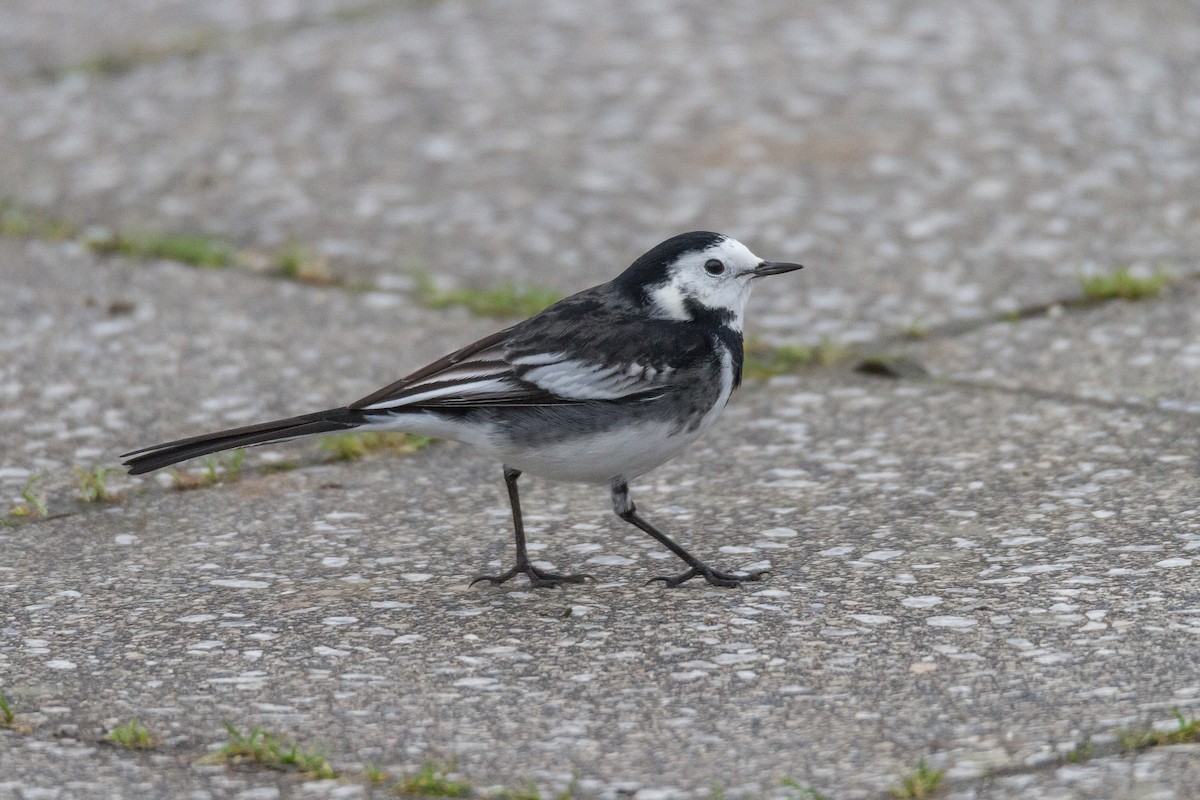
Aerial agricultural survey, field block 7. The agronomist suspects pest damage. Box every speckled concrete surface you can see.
[2,1,1200,798]
[4,384,1200,798]
[2,1,1199,344]
[4,240,1200,798]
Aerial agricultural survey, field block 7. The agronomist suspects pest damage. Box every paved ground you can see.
[2,2,1199,799]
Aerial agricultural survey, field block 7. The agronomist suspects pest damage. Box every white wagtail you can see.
[123,231,803,588]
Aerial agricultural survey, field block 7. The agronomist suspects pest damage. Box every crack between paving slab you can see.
[870,270,1200,348]
[934,733,1200,796]
[1,203,562,319]
[0,719,527,799]
[878,712,1200,798]
[850,356,1200,428]
[6,195,1196,328]
[848,275,1200,423]
[0,438,439,529]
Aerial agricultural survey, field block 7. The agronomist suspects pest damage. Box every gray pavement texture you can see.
[1,1,1199,799]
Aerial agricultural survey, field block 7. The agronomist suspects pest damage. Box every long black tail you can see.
[122,407,368,475]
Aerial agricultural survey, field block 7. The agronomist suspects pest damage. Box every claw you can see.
[470,562,592,589]
[649,565,769,588]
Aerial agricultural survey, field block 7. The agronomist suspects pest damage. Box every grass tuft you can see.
[76,465,121,503]
[495,782,543,800]
[780,777,829,800]
[742,338,845,380]
[89,231,232,268]
[1065,737,1093,764]
[1118,710,1200,751]
[493,770,580,800]
[1080,267,1170,302]
[854,355,930,380]
[7,474,47,518]
[395,760,472,797]
[170,449,245,491]
[364,762,390,784]
[557,772,580,800]
[276,243,336,285]
[107,719,156,750]
[0,691,14,725]
[68,35,213,78]
[0,199,75,240]
[320,432,434,462]
[415,273,561,319]
[203,722,336,779]
[889,758,944,799]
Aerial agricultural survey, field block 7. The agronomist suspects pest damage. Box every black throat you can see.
[685,298,744,390]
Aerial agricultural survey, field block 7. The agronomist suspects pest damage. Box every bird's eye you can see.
[704,259,725,275]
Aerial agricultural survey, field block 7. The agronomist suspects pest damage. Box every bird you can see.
[122,231,803,588]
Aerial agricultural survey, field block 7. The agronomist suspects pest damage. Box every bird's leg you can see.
[611,480,768,588]
[470,466,592,589]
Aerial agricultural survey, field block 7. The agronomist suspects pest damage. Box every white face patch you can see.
[649,237,765,329]
[648,281,691,321]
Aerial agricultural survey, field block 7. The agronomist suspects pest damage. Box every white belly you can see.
[494,421,708,484]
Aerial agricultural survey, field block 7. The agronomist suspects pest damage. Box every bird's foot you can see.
[470,561,592,589]
[649,564,769,589]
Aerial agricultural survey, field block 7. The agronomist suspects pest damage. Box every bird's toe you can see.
[649,564,766,588]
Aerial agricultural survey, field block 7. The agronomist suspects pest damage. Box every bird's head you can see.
[614,231,803,330]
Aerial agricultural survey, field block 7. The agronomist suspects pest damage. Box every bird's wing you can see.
[349,326,677,412]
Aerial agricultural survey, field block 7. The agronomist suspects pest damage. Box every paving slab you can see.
[3,242,1200,798]
[2,0,1199,344]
